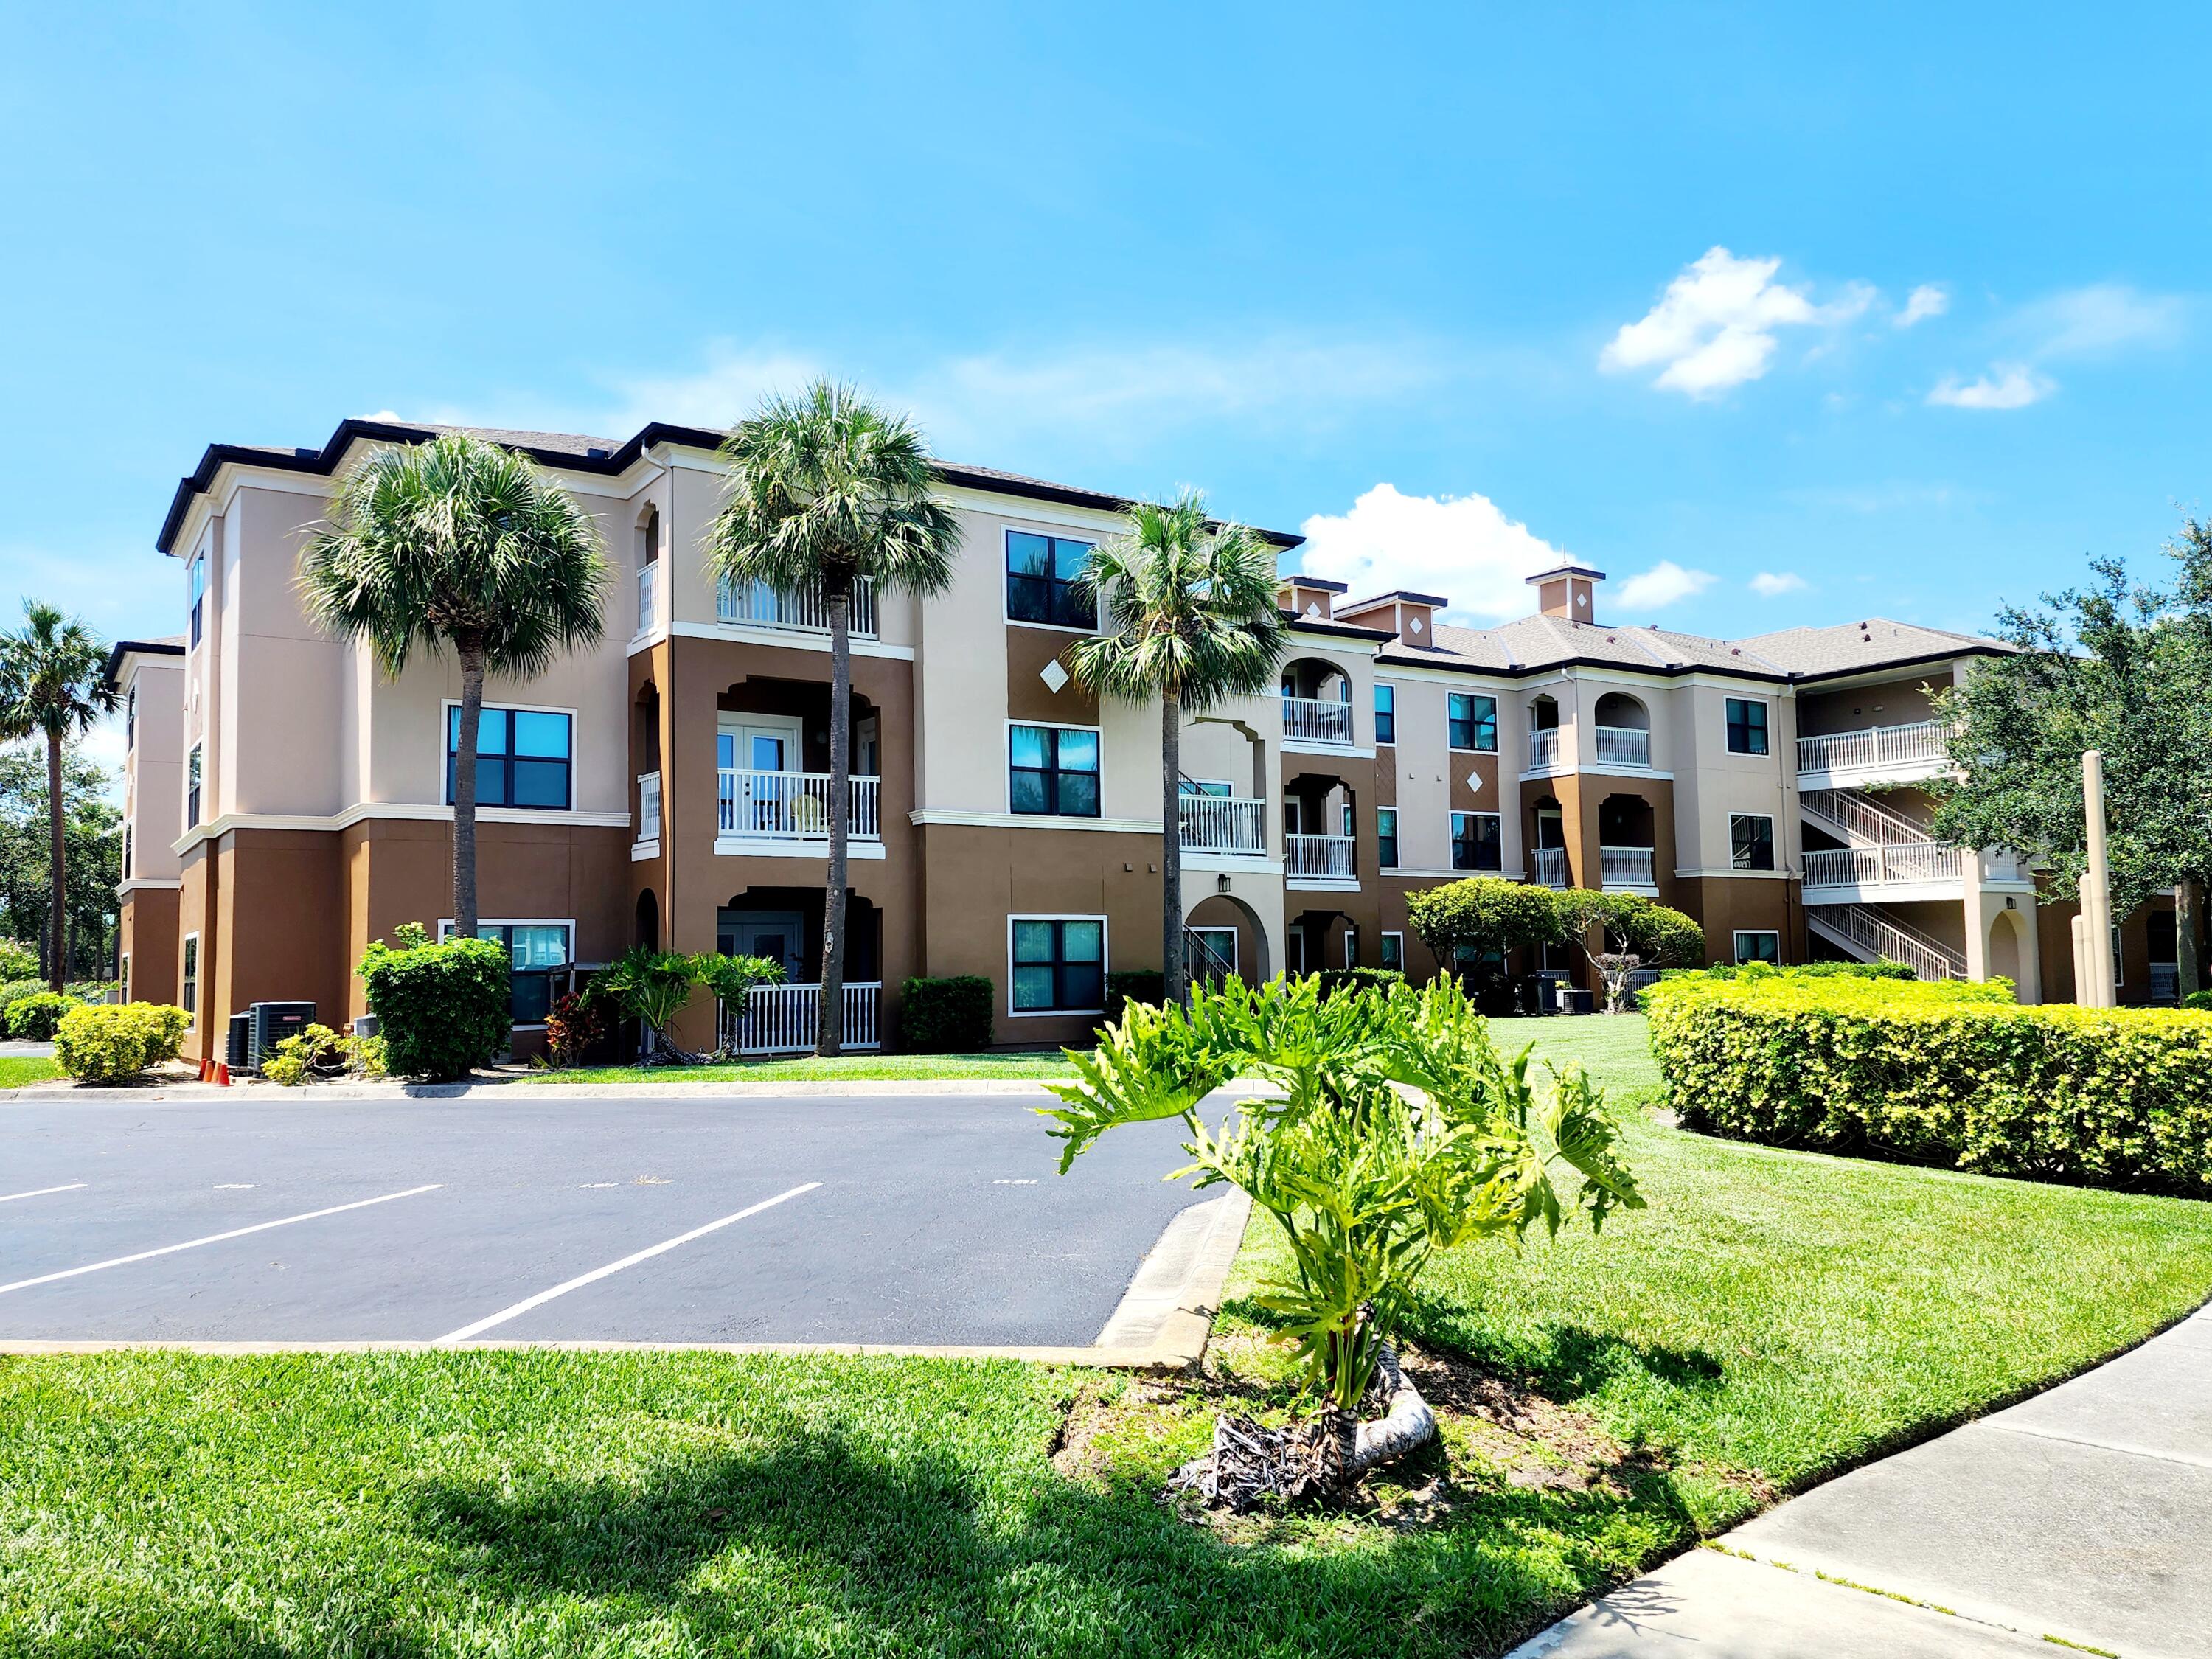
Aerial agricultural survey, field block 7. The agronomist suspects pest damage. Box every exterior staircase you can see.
[1805,902,1966,982]
[1800,787,1935,849]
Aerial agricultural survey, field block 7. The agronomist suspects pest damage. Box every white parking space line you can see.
[0,1182,87,1205]
[0,1185,444,1296]
[434,1182,821,1346]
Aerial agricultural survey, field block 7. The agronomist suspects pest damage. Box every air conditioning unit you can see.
[226,1012,254,1074]
[247,1001,316,1071]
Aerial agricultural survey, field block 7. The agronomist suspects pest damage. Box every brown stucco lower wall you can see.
[1672,876,1804,967]
[917,822,1163,1046]
[119,888,179,1009]
[2034,888,2173,1006]
[202,828,349,1063]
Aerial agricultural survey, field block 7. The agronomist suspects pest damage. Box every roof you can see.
[156,417,1305,554]
[1281,574,1349,592]
[1338,588,1449,613]
[1376,613,2005,684]
[1526,556,1607,582]
[1730,619,2012,681]
[100,636,185,692]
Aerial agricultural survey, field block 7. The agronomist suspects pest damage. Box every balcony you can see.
[636,771,661,849]
[1592,724,1652,769]
[719,981,882,1055]
[1531,846,1570,888]
[717,769,881,847]
[1287,832,1357,885]
[1797,719,1954,785]
[1599,845,1657,888]
[718,576,879,639]
[1281,694,1354,746]
[636,562,660,635]
[1803,843,1964,894]
[1178,793,1267,856]
[1528,728,1561,769]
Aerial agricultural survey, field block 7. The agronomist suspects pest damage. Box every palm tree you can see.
[298,433,607,940]
[1065,494,1288,1006]
[704,381,960,1055]
[0,602,118,991]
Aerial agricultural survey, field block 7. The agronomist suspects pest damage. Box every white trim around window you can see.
[1733,929,1781,966]
[437,918,577,1031]
[1001,525,1102,634]
[1729,812,1778,872]
[1343,926,1359,968]
[1381,931,1405,973]
[1005,717,1105,820]
[1448,810,1504,872]
[1724,695,1775,757]
[440,698,581,813]
[1006,912,1109,1018]
[1189,925,1237,972]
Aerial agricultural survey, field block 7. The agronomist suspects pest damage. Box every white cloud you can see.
[2014,283,2185,358]
[1615,561,1717,609]
[1295,483,1568,621]
[1750,571,1808,597]
[1895,285,1949,327]
[1600,246,1873,397]
[1927,364,2055,410]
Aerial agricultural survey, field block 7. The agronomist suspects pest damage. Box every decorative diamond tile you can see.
[1039,658,1071,693]
[1409,615,1425,634]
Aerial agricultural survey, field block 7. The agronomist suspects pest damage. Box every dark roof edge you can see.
[1282,574,1349,591]
[101,638,186,691]
[1789,644,2009,686]
[1377,647,1790,684]
[1284,613,1396,642]
[156,417,1304,553]
[1340,589,1449,612]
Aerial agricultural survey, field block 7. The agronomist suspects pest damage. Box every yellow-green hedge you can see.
[1645,975,2212,1194]
[52,1002,191,1083]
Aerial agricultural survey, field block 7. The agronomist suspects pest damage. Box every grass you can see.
[0,1055,60,1089]
[525,1049,1077,1085]
[5,1012,2211,1655]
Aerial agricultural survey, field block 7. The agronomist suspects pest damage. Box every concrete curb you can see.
[1,1078,1284,1104]
[0,1192,1255,1372]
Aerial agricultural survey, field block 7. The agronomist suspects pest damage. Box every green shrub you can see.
[355,931,512,1081]
[0,978,49,1022]
[0,939,35,981]
[52,1003,189,1082]
[1105,969,1165,1023]
[1315,966,1404,998]
[1660,959,1916,982]
[900,975,994,1051]
[1646,974,2212,1194]
[2187,989,2212,1012]
[7,992,74,1041]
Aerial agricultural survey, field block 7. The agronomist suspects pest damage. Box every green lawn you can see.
[6,1012,2212,1656]
[0,1056,60,1089]
[526,1049,1077,1085]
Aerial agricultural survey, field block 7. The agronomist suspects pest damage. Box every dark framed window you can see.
[189,555,206,647]
[125,686,136,749]
[122,826,132,880]
[441,920,571,1024]
[181,934,198,1018]
[1178,779,1231,798]
[1374,684,1396,745]
[1448,692,1498,752]
[1734,930,1780,966]
[1380,931,1404,973]
[1009,724,1099,817]
[1377,807,1399,869]
[1725,698,1770,756]
[1731,813,1776,871]
[447,707,573,810]
[185,745,201,829]
[1450,811,1503,872]
[1011,917,1105,1012]
[1006,531,1096,629]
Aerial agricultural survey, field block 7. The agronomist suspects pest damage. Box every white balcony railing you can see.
[636,771,661,843]
[717,770,881,840]
[1599,845,1657,887]
[1528,728,1561,769]
[1593,725,1652,768]
[1287,833,1357,880]
[1178,793,1267,855]
[719,981,882,1055]
[1803,844,1964,889]
[1281,694,1354,745]
[636,562,660,634]
[717,576,879,639]
[1797,719,1954,779]
[1532,846,1570,888]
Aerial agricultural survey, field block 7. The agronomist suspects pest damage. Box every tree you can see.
[0,742,122,982]
[704,382,961,1054]
[1064,493,1287,1006]
[0,602,118,990]
[299,433,607,942]
[1404,877,1560,971]
[591,946,782,1065]
[1929,536,2212,994]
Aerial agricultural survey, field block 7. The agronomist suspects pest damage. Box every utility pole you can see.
[2081,749,2117,1007]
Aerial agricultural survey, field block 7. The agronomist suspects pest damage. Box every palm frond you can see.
[0,599,118,743]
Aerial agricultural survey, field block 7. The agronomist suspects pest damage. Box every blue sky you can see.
[6,2,2210,678]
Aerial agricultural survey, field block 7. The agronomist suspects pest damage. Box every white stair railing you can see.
[719,981,882,1054]
[1287,833,1356,878]
[717,576,879,638]
[1806,904,1966,981]
[1797,719,1953,779]
[1801,787,1934,847]
[717,770,881,839]
[1593,725,1651,768]
[1178,793,1267,854]
[1803,844,1963,888]
[1281,695,1354,745]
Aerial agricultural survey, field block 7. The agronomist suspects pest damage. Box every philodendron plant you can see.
[1040,975,1643,1506]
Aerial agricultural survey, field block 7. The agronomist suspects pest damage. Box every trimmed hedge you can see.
[356,933,511,1081]
[1315,966,1405,999]
[1105,970,1166,1023]
[2187,989,2212,1012]
[53,1003,190,1082]
[1660,959,1916,982]
[1646,974,2212,1194]
[7,992,74,1041]
[900,975,994,1052]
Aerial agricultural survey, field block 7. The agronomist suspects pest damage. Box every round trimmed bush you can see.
[53,1003,190,1082]
[7,992,74,1041]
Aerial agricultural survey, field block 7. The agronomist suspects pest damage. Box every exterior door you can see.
[718,911,807,980]
[717,717,804,833]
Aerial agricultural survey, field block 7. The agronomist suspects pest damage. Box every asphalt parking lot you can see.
[0,1091,1206,1347]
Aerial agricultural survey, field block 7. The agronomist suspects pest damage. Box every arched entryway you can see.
[1185,891,1271,984]
[1988,905,2028,987]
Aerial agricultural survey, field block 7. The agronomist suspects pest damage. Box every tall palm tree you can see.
[0,601,118,991]
[1065,494,1288,1006]
[705,381,960,1055]
[299,433,606,940]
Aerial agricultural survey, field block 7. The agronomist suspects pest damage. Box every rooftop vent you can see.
[586,447,611,460]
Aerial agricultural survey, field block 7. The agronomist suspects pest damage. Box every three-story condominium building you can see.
[111,417,2191,1064]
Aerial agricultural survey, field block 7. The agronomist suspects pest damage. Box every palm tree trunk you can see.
[1161,686,1187,1006]
[44,731,66,992]
[2180,880,2202,999]
[818,587,851,1057]
[453,639,485,942]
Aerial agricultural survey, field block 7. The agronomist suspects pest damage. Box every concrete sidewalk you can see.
[1512,1299,2212,1658]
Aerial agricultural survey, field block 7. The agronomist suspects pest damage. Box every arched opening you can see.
[633,888,660,950]
[1593,691,1649,730]
[1531,793,1568,887]
[634,505,661,633]
[1184,891,1270,984]
[1592,691,1652,767]
[1987,905,2029,989]
[1287,906,1351,975]
[716,888,880,984]
[1279,655,1355,745]
[1598,793,1658,891]
[1528,694,1562,768]
[717,676,883,843]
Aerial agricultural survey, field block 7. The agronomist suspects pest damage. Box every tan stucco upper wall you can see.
[1796,670,1952,737]
[124,658,187,879]
[1665,680,1799,876]
[1378,672,1520,872]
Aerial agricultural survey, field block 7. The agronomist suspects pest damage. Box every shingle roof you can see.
[1731,619,2010,678]
[1377,612,2004,683]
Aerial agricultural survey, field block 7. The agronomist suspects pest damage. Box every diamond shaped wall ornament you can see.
[1409,615,1424,634]
[1464,769,1481,793]
[1039,658,1071,693]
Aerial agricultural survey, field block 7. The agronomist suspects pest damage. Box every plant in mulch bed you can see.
[1040,975,1643,1511]
[591,947,783,1065]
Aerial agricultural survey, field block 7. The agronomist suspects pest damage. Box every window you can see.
[1009,724,1099,817]
[185,744,201,829]
[446,706,574,810]
[2112,923,2124,987]
[125,686,136,749]
[1178,779,1232,797]
[1448,692,1498,752]
[1733,930,1780,966]
[1189,925,1237,973]
[1374,684,1396,745]
[1450,811,1503,872]
[440,920,573,1026]
[1005,531,1096,629]
[1340,801,1354,838]
[188,554,206,647]
[1380,931,1404,973]
[1731,813,1776,872]
[1343,926,1358,968]
[122,826,132,880]
[120,952,131,1003]
[1725,698,1770,756]
[1010,917,1105,1013]
[1377,807,1399,869]
[181,933,198,1020]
